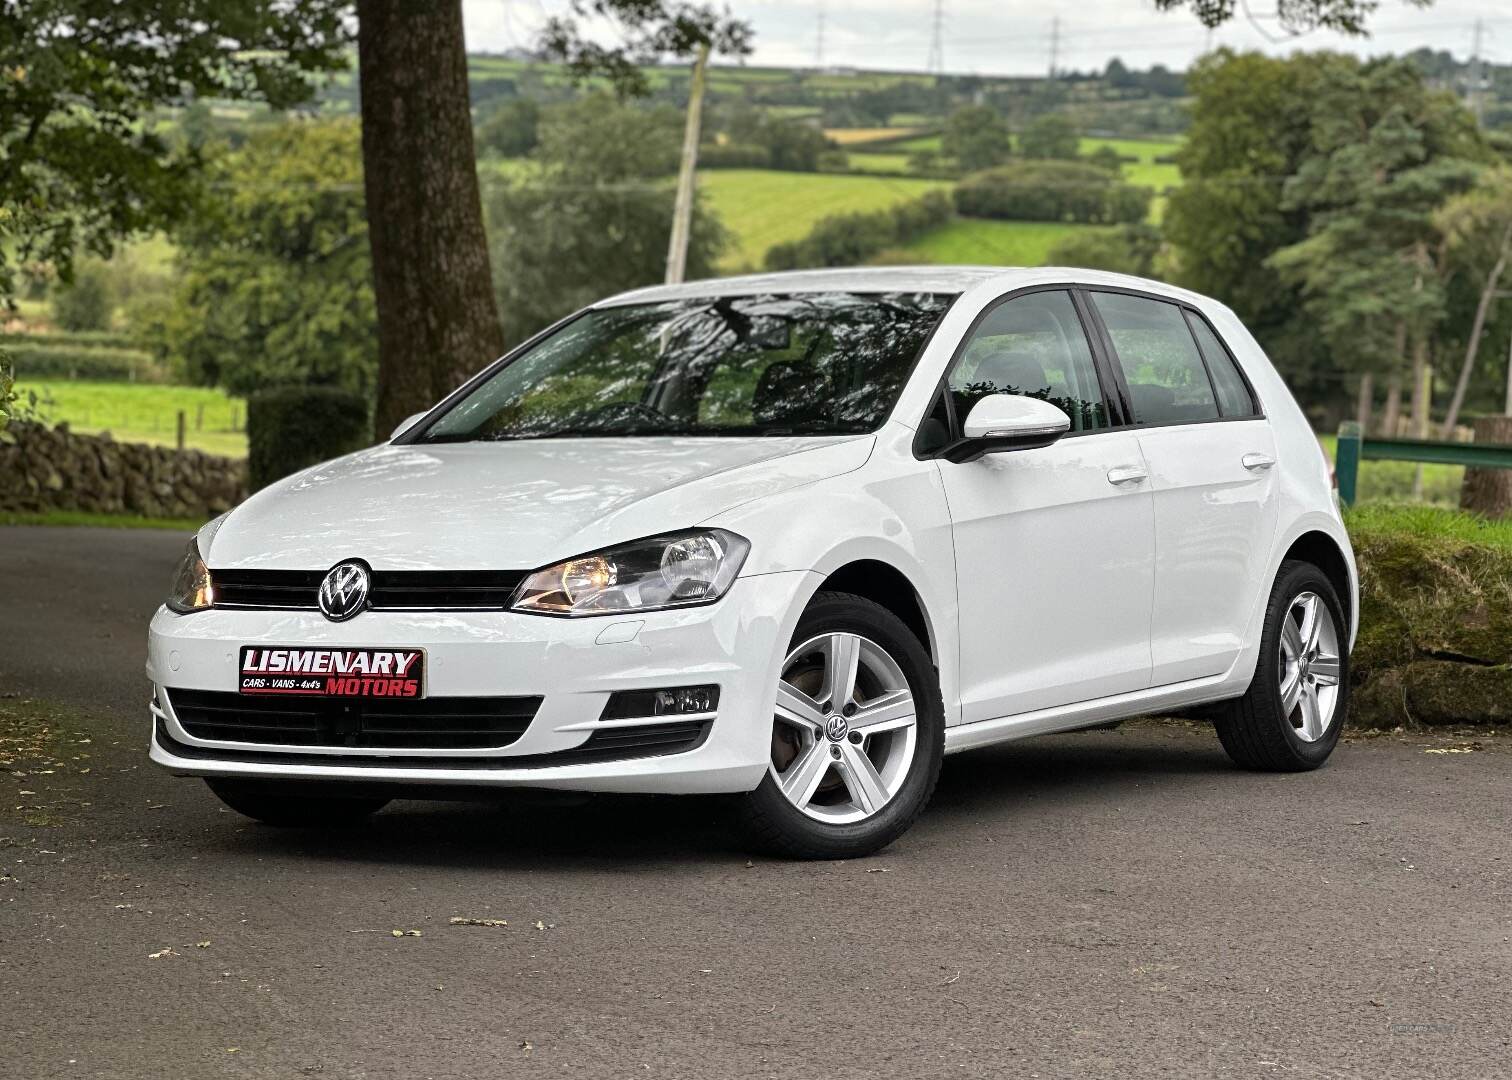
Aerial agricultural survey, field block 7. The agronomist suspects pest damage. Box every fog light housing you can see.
[602,685,720,720]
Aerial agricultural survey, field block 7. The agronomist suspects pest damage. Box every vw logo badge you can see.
[318,560,371,622]
[826,714,849,742]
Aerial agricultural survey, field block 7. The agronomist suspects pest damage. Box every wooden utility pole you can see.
[1505,328,1512,416]
[665,42,711,286]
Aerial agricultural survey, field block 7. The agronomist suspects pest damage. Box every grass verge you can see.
[0,510,206,532]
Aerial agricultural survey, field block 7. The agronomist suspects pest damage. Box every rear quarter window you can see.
[1184,311,1260,419]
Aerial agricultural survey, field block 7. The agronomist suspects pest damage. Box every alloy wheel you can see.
[769,632,919,825]
[1278,591,1342,743]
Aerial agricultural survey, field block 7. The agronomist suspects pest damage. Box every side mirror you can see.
[390,412,427,442]
[944,394,1070,463]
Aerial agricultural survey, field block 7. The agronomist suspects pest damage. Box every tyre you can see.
[738,591,944,859]
[205,778,390,827]
[1215,560,1349,771]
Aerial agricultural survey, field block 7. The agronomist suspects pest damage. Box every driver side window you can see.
[947,290,1108,433]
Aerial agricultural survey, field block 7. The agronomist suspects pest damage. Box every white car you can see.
[149,267,1356,858]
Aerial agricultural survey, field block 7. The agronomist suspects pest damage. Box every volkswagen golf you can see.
[149,267,1356,858]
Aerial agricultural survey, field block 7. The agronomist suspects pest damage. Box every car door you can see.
[929,288,1155,723]
[1085,290,1279,686]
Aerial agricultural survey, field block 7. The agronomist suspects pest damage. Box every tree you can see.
[51,263,113,331]
[534,95,681,183]
[361,0,751,436]
[484,97,726,344]
[1266,58,1483,432]
[357,0,505,437]
[0,1,348,301]
[1019,114,1080,160]
[1046,224,1163,276]
[1105,58,1136,91]
[1154,0,1433,35]
[159,120,377,398]
[942,105,1013,173]
[1164,50,1484,416]
[1435,168,1512,434]
[476,99,541,158]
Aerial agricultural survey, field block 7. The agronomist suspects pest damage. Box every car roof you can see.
[595,265,1217,310]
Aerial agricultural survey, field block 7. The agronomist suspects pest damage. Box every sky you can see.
[460,0,1507,78]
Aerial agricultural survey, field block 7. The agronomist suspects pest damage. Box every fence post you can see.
[176,410,186,451]
[1336,421,1362,507]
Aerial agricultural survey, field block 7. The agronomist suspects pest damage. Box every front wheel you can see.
[205,778,390,827]
[737,591,944,859]
[1215,560,1349,771]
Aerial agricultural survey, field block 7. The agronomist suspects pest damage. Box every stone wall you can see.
[0,421,246,519]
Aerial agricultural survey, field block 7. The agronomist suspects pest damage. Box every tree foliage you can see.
[0,0,349,301]
[485,97,726,345]
[1267,58,1481,378]
[942,106,1013,173]
[1018,114,1080,161]
[1166,49,1489,411]
[1046,224,1163,277]
[1154,0,1432,36]
[159,120,378,398]
[476,99,541,158]
[540,0,753,96]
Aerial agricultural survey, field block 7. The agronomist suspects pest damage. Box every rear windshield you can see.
[414,292,955,442]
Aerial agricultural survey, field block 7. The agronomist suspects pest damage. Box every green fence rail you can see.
[1335,421,1512,506]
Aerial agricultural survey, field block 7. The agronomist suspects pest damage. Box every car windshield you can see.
[414,291,955,442]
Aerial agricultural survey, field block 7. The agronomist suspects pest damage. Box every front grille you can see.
[167,689,540,750]
[211,569,528,611]
[155,716,711,768]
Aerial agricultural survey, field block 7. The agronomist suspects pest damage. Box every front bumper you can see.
[147,572,814,794]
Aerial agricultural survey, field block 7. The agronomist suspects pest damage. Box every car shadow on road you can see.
[202,724,1236,870]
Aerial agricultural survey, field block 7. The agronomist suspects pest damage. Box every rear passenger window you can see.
[948,290,1108,433]
[1090,292,1218,426]
[1185,311,1258,418]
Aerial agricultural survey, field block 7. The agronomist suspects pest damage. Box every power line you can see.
[926,0,945,77]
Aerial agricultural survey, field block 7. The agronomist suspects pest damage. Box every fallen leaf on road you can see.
[390,929,422,937]
[865,867,891,873]
[520,1040,533,1052]
[195,941,211,948]
[1424,746,1480,754]
[148,948,175,959]
[534,920,555,930]
[450,917,507,928]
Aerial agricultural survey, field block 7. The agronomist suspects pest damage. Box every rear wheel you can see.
[205,778,390,827]
[1215,560,1349,771]
[738,591,944,859]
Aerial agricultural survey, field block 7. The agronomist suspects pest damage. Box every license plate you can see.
[238,647,425,698]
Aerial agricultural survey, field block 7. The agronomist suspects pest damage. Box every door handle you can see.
[1241,453,1276,471]
[1106,464,1148,486]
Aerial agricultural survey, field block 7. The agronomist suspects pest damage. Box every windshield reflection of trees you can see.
[427,292,952,441]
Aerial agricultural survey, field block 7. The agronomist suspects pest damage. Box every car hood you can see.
[202,436,874,570]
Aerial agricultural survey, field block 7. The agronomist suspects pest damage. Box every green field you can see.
[15,380,248,457]
[699,170,951,270]
[842,153,915,174]
[896,219,1098,266]
[1080,136,1182,189]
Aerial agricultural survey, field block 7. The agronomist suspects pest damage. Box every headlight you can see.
[166,538,214,614]
[511,529,750,616]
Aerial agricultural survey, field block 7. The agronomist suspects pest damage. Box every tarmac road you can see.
[2,525,1509,1079]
